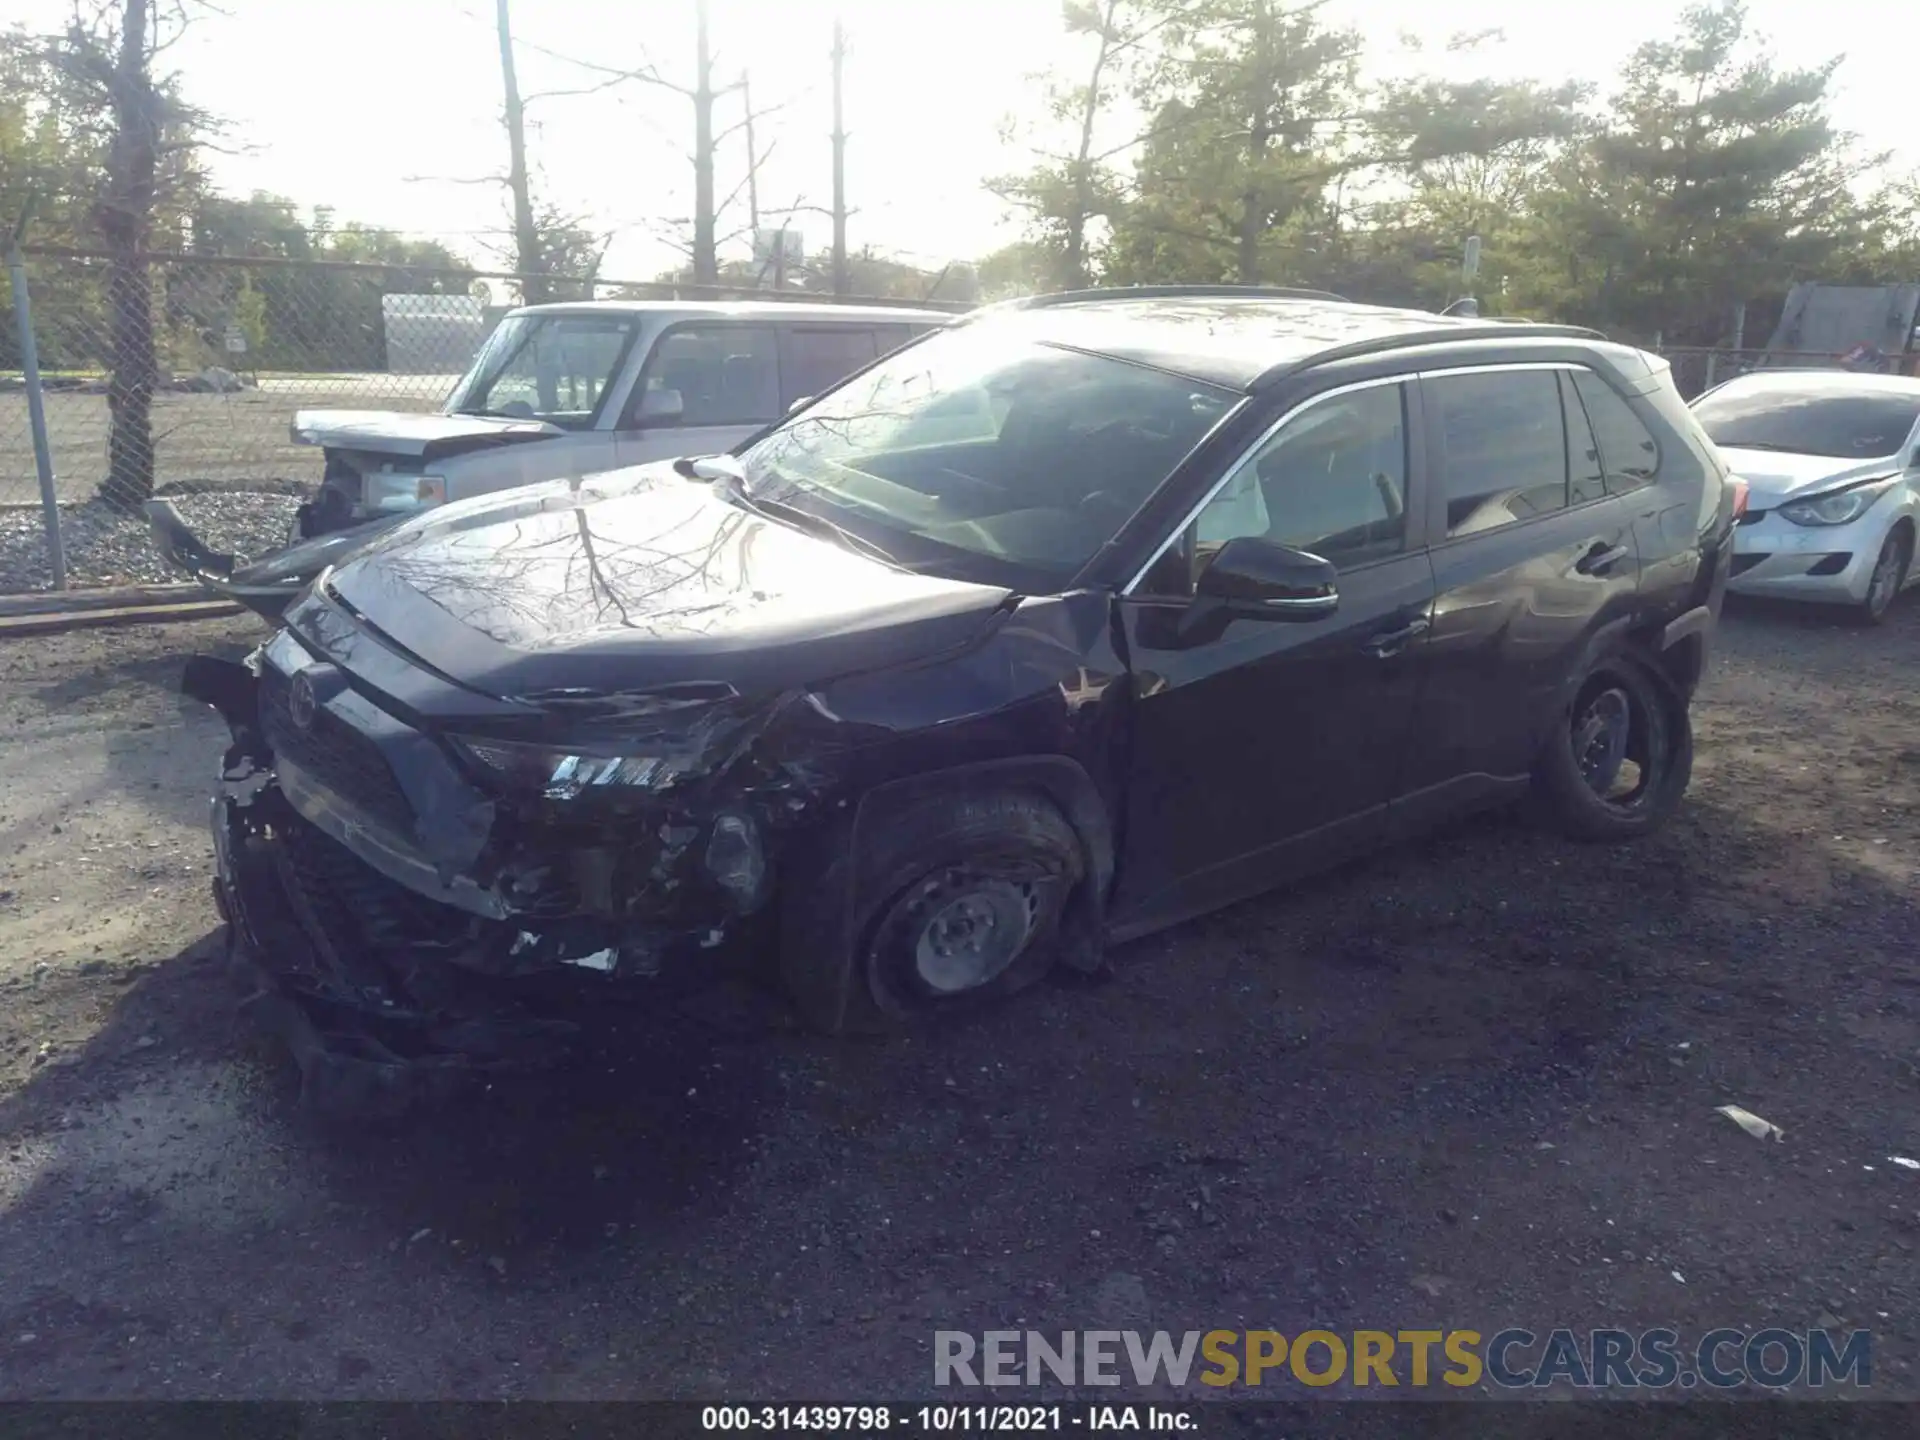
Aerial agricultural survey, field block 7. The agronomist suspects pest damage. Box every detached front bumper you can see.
[145,500,407,621]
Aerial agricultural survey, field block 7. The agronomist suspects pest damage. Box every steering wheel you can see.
[496,400,536,419]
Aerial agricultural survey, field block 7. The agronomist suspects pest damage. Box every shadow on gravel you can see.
[2,753,1918,1395]
[25,637,255,715]
[0,926,792,1262]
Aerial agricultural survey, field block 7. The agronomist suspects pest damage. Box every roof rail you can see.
[1012,284,1352,308]
[1251,322,1610,391]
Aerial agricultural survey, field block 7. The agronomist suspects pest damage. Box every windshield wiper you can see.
[1712,439,1799,452]
[710,468,909,572]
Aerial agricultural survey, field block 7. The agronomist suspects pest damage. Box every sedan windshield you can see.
[736,327,1236,586]
[1693,382,1920,460]
[447,313,637,429]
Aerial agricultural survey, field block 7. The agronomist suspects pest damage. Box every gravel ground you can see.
[0,378,448,509]
[0,488,305,593]
[0,599,1916,1405]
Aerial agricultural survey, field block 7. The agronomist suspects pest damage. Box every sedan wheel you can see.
[1855,527,1911,626]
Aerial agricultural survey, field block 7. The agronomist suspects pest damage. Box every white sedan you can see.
[1691,370,1920,624]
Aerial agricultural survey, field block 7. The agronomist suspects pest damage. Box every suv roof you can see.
[509,299,957,323]
[960,289,1603,393]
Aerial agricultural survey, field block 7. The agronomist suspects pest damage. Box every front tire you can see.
[1853,524,1912,627]
[1529,650,1693,842]
[783,791,1084,1033]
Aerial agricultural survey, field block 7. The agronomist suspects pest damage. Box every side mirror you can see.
[786,394,814,417]
[634,387,685,425]
[1195,536,1338,618]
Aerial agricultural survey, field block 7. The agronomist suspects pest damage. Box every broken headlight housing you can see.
[449,735,695,799]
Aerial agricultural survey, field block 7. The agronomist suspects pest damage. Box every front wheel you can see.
[783,791,1085,1033]
[1853,525,1912,627]
[1528,650,1693,842]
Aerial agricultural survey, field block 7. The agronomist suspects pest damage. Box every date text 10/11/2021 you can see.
[701,1406,1196,1431]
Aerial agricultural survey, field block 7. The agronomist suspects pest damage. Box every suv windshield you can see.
[447,313,637,429]
[736,326,1237,587]
[1693,381,1920,460]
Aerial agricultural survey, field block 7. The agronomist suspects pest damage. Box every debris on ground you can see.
[1715,1104,1785,1142]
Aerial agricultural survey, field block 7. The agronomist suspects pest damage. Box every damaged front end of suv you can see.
[187,620,842,1116]
[180,458,1127,1117]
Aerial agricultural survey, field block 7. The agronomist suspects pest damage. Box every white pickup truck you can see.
[147,297,953,616]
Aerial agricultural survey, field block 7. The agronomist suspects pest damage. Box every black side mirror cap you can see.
[1194,536,1338,618]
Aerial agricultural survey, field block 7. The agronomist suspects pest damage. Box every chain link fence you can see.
[0,247,971,596]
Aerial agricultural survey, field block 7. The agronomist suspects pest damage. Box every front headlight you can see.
[362,471,449,514]
[1777,476,1896,527]
[450,736,691,798]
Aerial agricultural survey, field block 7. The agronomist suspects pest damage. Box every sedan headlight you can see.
[1776,476,1896,527]
[362,471,449,514]
[450,736,691,799]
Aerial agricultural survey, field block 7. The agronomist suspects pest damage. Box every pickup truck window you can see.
[782,327,879,407]
[637,324,781,427]
[447,314,636,429]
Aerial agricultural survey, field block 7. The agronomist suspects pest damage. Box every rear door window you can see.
[1428,369,1570,537]
[782,326,880,408]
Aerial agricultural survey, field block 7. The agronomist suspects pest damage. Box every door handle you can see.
[1364,615,1430,658]
[1576,542,1631,576]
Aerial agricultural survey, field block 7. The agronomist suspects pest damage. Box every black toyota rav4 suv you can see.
[185,287,1740,1112]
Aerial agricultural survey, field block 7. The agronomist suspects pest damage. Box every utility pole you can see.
[495,0,545,302]
[691,0,718,286]
[830,19,848,298]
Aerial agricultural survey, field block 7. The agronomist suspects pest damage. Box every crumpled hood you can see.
[322,465,1014,702]
[291,408,563,458]
[1718,446,1903,507]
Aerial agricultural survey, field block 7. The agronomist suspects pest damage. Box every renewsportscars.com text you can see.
[933,1327,1872,1391]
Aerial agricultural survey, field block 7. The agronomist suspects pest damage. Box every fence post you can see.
[6,244,67,590]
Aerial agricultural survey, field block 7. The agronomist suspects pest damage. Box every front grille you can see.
[1738,509,1768,526]
[259,664,415,835]
[1730,553,1767,577]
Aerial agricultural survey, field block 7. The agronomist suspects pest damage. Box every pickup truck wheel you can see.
[782,792,1084,1034]
[1529,649,1692,843]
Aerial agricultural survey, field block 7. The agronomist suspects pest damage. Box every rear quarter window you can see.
[1570,370,1661,493]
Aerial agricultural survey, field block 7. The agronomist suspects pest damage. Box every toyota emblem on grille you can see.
[287,671,319,731]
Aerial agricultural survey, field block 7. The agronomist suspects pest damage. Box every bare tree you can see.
[513,4,787,289]
[494,0,548,300]
[43,0,209,508]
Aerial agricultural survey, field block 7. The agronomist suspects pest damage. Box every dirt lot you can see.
[0,601,1917,1402]
[0,375,451,507]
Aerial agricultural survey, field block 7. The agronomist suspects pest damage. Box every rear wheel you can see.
[1853,524,1911,627]
[1529,650,1692,842]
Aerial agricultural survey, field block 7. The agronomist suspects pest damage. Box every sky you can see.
[15,0,1920,281]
